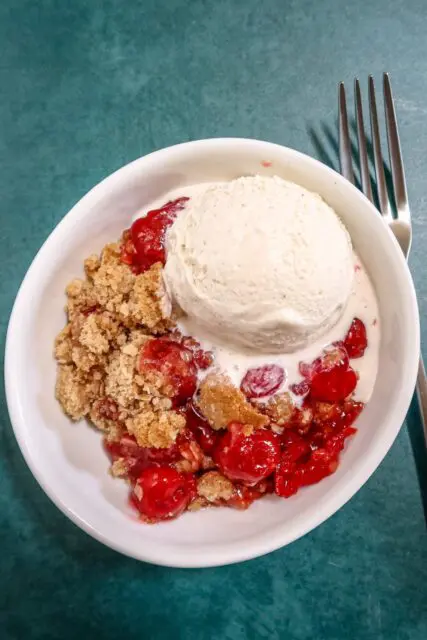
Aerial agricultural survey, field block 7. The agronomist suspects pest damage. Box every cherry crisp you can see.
[55,197,368,523]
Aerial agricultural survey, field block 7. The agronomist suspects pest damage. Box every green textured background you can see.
[1,0,427,638]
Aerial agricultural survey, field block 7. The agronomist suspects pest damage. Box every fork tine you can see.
[368,76,393,222]
[354,79,373,203]
[338,82,354,184]
[383,73,410,223]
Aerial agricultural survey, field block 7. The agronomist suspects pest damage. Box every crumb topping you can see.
[110,458,129,478]
[54,233,178,454]
[263,392,295,426]
[197,373,269,430]
[197,471,234,502]
[55,364,102,420]
[126,409,186,448]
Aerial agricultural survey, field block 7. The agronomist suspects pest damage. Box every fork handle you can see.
[416,355,427,443]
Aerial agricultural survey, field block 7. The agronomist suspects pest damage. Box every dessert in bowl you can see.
[5,139,419,567]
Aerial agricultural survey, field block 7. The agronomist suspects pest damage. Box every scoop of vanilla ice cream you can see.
[163,175,354,353]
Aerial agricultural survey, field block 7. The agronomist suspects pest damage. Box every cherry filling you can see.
[309,367,358,403]
[104,434,181,481]
[169,332,214,370]
[120,197,189,273]
[343,317,368,358]
[185,403,219,454]
[213,423,281,486]
[274,421,357,498]
[297,344,357,403]
[131,466,196,522]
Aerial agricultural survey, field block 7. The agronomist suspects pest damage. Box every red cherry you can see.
[341,399,364,426]
[310,367,357,403]
[240,364,285,399]
[139,338,197,405]
[120,230,138,266]
[226,481,270,510]
[121,197,189,273]
[293,458,338,487]
[343,318,368,358]
[131,215,166,270]
[274,464,299,498]
[275,449,339,498]
[104,434,151,462]
[180,336,214,370]
[323,426,357,457]
[131,466,196,522]
[185,403,219,454]
[213,423,281,486]
[299,345,349,381]
[281,431,311,463]
[104,434,181,480]
[157,197,189,215]
[289,380,310,396]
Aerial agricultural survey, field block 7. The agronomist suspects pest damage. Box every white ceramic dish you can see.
[5,138,420,568]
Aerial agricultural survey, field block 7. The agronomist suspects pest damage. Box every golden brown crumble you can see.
[187,498,206,512]
[126,409,186,448]
[197,471,234,502]
[79,314,119,355]
[55,364,102,420]
[311,401,338,422]
[54,325,73,364]
[102,421,125,444]
[92,244,136,312]
[66,279,98,320]
[263,392,295,427]
[197,373,269,430]
[54,232,177,456]
[124,264,171,332]
[84,254,101,278]
[297,406,313,430]
[104,350,139,408]
[71,343,104,373]
[110,458,129,478]
[66,243,167,331]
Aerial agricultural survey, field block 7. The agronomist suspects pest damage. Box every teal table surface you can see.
[1,1,427,638]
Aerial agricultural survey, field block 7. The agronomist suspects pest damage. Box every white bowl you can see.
[5,138,420,568]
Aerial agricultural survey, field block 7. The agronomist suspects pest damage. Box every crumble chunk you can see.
[126,409,186,448]
[105,350,139,408]
[311,401,339,422]
[263,392,295,426]
[187,498,206,512]
[110,458,129,478]
[197,471,234,502]
[79,313,120,355]
[89,396,126,432]
[197,373,269,430]
[71,343,104,373]
[124,263,171,331]
[66,279,97,320]
[92,243,136,312]
[84,254,101,278]
[55,364,97,420]
[54,325,73,364]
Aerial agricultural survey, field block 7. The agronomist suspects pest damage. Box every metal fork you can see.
[338,73,427,443]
